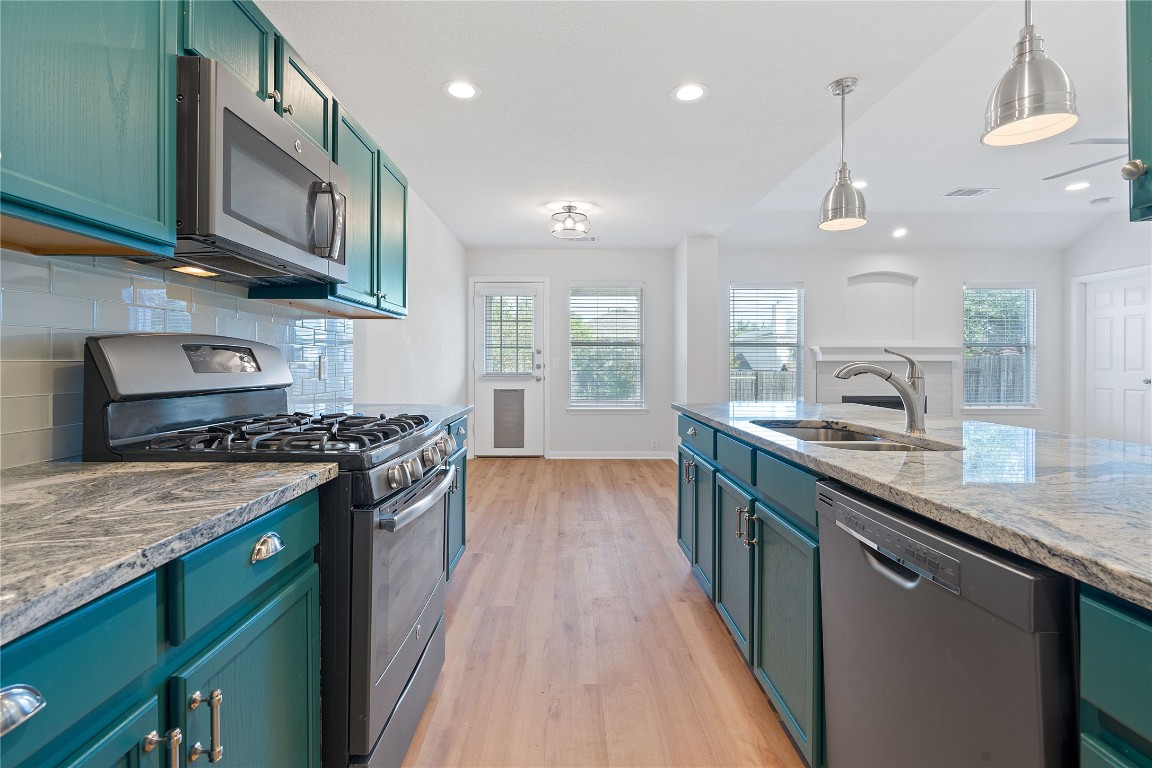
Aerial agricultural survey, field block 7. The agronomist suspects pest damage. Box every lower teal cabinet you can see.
[677,444,698,562]
[715,472,756,663]
[677,444,716,597]
[61,698,163,768]
[1080,587,1152,767]
[754,507,821,767]
[447,446,468,578]
[172,566,321,767]
[0,491,321,768]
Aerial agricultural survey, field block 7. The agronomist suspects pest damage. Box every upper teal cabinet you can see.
[1127,0,1152,222]
[183,0,276,106]
[277,38,333,155]
[0,0,176,257]
[377,153,408,315]
[332,107,381,307]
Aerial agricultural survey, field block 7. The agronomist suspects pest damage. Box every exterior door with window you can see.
[473,283,546,456]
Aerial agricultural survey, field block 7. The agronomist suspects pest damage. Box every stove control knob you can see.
[437,434,458,457]
[405,457,424,482]
[421,444,442,468]
[387,463,412,489]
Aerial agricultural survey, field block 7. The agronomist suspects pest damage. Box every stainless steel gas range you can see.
[82,333,462,768]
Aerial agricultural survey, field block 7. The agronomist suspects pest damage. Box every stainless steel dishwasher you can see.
[816,482,1076,767]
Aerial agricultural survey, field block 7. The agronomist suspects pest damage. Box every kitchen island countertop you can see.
[0,460,338,643]
[674,402,1152,610]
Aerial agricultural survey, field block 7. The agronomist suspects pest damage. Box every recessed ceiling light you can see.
[852,180,868,189]
[171,265,219,278]
[443,80,480,100]
[671,83,708,102]
[892,227,908,238]
[1064,181,1091,191]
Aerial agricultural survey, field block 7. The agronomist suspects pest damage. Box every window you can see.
[729,286,803,402]
[569,287,644,407]
[484,294,535,374]
[963,287,1036,406]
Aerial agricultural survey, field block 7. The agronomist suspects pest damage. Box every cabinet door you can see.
[1129,0,1152,222]
[333,105,380,307]
[754,508,821,767]
[183,0,275,105]
[692,461,716,598]
[61,698,163,768]
[171,566,321,768]
[715,473,755,662]
[277,38,332,155]
[677,445,696,561]
[0,0,175,250]
[447,448,468,577]
[377,155,408,315]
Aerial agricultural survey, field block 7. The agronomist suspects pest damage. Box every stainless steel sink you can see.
[751,420,962,452]
[755,425,885,442]
[817,441,930,451]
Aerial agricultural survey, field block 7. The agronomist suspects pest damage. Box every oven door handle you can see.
[377,464,456,532]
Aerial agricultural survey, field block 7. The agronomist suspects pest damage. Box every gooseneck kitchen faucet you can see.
[834,349,926,435]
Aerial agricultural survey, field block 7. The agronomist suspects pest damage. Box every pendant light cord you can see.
[1024,0,1031,27]
[840,90,846,166]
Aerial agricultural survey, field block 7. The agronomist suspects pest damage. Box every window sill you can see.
[567,407,649,415]
[963,406,1042,415]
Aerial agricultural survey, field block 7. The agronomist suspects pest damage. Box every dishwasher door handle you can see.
[861,544,921,589]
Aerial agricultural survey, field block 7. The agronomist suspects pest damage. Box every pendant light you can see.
[981,0,1077,146]
[550,205,591,239]
[818,77,867,232]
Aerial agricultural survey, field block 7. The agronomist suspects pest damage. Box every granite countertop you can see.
[674,402,1152,610]
[0,461,338,643]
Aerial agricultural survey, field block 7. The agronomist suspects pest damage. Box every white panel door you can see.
[1084,270,1152,444]
[473,283,546,456]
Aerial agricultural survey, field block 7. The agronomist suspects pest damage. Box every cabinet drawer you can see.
[716,431,754,487]
[0,575,158,766]
[1081,592,1152,744]
[449,415,469,446]
[678,416,714,459]
[169,490,319,644]
[755,450,819,532]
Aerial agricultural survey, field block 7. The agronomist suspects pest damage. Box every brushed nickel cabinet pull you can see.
[250,532,285,564]
[743,512,759,547]
[284,103,294,115]
[736,505,746,539]
[0,684,45,736]
[687,426,697,436]
[167,728,183,768]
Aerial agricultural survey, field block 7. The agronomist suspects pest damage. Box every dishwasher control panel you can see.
[834,506,961,593]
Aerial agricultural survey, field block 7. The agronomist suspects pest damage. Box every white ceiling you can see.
[259,0,1132,252]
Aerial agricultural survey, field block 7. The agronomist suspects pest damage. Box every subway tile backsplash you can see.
[0,249,353,468]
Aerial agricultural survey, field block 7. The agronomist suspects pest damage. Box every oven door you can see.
[348,464,454,757]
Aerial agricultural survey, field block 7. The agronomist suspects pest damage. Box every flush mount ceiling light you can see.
[671,83,708,102]
[550,205,591,239]
[818,77,867,232]
[1064,181,1091,191]
[442,80,480,100]
[981,0,1078,146]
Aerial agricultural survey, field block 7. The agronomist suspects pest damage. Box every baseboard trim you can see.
[546,451,677,461]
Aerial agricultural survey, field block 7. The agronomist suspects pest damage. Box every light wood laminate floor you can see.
[404,458,803,768]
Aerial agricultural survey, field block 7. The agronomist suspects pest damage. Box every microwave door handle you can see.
[327,180,344,260]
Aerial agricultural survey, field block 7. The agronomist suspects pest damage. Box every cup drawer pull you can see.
[250,532,285,564]
[0,684,45,736]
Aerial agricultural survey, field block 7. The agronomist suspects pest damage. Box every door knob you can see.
[535,376,542,381]
[1121,159,1147,180]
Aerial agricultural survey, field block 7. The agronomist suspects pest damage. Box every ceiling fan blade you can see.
[1068,138,1127,145]
[1042,154,1128,181]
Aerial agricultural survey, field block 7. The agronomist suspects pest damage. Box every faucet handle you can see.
[883,348,924,381]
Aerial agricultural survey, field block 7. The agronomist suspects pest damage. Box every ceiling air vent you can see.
[944,187,999,197]
[567,235,599,242]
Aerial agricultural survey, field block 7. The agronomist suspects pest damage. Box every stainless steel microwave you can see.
[174,56,347,285]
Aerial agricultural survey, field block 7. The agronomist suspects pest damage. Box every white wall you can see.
[355,189,469,405]
[719,247,1068,432]
[1064,213,1152,280]
[467,248,677,458]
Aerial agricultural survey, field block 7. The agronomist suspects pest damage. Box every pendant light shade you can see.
[981,0,1077,146]
[819,78,867,232]
[550,205,591,239]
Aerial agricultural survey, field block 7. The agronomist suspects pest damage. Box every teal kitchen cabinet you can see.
[1080,586,1152,767]
[183,0,276,106]
[754,507,822,768]
[677,443,716,597]
[677,444,698,562]
[715,472,757,663]
[277,37,333,155]
[1127,0,1152,222]
[0,0,176,257]
[0,490,321,768]
[250,104,409,318]
[447,445,468,578]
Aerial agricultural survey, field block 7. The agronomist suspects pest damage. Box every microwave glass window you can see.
[222,110,331,253]
[182,344,261,373]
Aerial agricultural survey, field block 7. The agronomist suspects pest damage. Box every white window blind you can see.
[484,295,534,374]
[963,287,1036,406]
[569,287,644,407]
[729,287,803,402]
